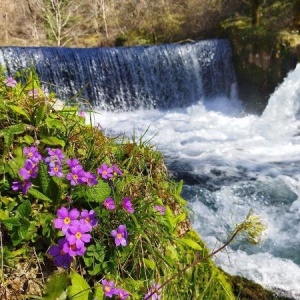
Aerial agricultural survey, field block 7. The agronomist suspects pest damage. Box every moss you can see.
[226,274,295,300]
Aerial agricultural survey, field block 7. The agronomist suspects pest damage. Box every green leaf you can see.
[0,209,9,220]
[179,238,202,250]
[18,218,31,240]
[174,212,186,224]
[35,105,45,126]
[1,123,26,136]
[40,136,65,147]
[68,271,92,300]
[143,258,156,270]
[0,124,25,151]
[28,188,52,202]
[43,272,70,300]
[0,131,12,152]
[7,104,30,120]
[93,284,104,300]
[17,200,31,218]
[176,180,184,195]
[37,162,50,194]
[19,134,35,145]
[87,264,101,276]
[7,157,24,178]
[45,116,65,130]
[75,181,111,203]
[2,217,20,230]
[10,231,23,246]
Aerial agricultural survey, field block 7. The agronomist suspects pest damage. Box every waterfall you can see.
[0,39,236,111]
[86,64,300,299]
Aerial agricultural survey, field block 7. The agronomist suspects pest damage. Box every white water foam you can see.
[87,64,300,298]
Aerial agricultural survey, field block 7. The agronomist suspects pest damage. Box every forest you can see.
[0,0,297,48]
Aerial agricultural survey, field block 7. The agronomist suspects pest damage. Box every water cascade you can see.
[0,39,236,110]
[1,40,300,299]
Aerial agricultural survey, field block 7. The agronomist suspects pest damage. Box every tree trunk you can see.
[251,0,262,26]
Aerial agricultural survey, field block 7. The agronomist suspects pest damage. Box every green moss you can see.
[227,274,294,300]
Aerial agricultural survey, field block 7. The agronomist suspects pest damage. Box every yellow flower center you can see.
[75,232,82,239]
[64,217,71,224]
[73,174,78,180]
[117,233,122,239]
[104,286,110,292]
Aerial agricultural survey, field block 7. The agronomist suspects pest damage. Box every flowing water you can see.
[89,65,300,299]
[1,40,300,298]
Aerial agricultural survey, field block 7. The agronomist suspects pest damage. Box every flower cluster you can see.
[44,148,65,178]
[66,158,98,187]
[12,146,42,194]
[10,145,166,298]
[103,196,135,214]
[11,146,124,195]
[48,207,98,268]
[102,279,129,299]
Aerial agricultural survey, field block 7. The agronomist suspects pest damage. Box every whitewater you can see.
[88,64,300,299]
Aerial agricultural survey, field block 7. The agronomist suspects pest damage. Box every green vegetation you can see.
[0,68,269,299]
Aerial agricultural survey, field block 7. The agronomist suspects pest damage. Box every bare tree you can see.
[34,0,84,46]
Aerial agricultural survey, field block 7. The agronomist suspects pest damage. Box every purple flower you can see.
[111,225,128,247]
[62,240,86,257]
[11,180,32,194]
[4,76,17,88]
[48,238,73,268]
[114,288,130,300]
[28,88,39,98]
[19,159,39,180]
[97,163,113,180]
[122,197,134,213]
[53,207,80,234]
[101,279,116,298]
[103,197,115,210]
[144,283,162,300]
[66,158,81,169]
[154,206,165,215]
[66,166,86,186]
[80,209,98,230]
[112,164,123,176]
[44,148,64,167]
[84,172,98,187]
[48,165,64,177]
[66,222,92,249]
[23,146,41,163]
[78,111,86,117]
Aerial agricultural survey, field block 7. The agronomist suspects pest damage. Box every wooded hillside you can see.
[0,0,296,47]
